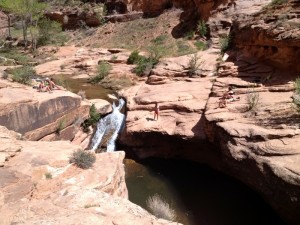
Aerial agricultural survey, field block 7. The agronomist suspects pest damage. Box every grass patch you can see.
[69,150,96,169]
[146,194,176,221]
[0,47,33,65]
[8,66,36,85]
[175,40,196,56]
[194,41,208,51]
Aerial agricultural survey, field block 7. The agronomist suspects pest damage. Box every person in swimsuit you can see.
[154,103,159,120]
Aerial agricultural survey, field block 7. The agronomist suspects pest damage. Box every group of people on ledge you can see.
[35,77,63,93]
[218,87,240,108]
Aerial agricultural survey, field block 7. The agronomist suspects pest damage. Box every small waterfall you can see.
[91,98,125,152]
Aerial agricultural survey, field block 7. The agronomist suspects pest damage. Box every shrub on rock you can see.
[69,150,96,169]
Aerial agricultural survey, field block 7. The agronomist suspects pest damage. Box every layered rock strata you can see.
[0,78,90,141]
[232,0,300,72]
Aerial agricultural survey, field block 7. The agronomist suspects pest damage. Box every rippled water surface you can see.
[125,158,287,225]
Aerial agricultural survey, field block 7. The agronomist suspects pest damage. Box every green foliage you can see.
[194,41,208,51]
[0,0,48,48]
[175,40,196,56]
[0,47,33,65]
[219,34,231,55]
[127,50,145,64]
[69,150,96,169]
[9,66,36,85]
[133,57,156,76]
[56,119,66,134]
[294,77,300,94]
[148,36,168,63]
[82,104,101,131]
[293,78,300,112]
[37,18,65,46]
[45,172,52,179]
[90,61,112,83]
[184,30,195,40]
[197,20,207,37]
[188,54,202,77]
[246,90,260,111]
[146,194,176,221]
[270,0,287,5]
[128,38,167,76]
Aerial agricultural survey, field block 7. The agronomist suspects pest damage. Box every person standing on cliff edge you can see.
[154,102,159,121]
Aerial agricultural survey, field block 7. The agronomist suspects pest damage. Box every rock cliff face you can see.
[0,126,179,225]
[232,0,300,72]
[0,78,90,141]
[123,0,229,19]
[46,0,229,29]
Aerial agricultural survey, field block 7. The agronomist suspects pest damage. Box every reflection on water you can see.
[53,76,114,100]
[125,158,287,225]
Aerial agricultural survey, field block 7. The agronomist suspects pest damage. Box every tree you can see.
[0,0,47,48]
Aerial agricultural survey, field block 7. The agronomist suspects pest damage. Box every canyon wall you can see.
[119,1,300,224]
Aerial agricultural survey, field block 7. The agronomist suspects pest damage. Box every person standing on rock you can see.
[154,103,159,121]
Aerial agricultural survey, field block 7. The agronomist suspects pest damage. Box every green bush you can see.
[246,90,260,111]
[293,78,300,112]
[69,149,96,169]
[90,61,112,83]
[188,54,202,77]
[134,57,156,76]
[197,20,207,37]
[45,172,52,179]
[38,17,68,46]
[82,104,101,131]
[194,41,208,51]
[146,194,176,221]
[184,30,195,40]
[294,77,300,94]
[148,40,167,63]
[219,34,231,55]
[127,50,145,64]
[270,0,287,5]
[9,66,36,85]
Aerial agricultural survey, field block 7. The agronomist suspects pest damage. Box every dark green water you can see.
[125,158,287,225]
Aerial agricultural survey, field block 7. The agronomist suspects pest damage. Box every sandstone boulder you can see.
[0,78,90,141]
[0,126,179,225]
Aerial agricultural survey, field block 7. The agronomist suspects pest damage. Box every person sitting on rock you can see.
[154,103,160,120]
[48,78,63,90]
[37,79,52,93]
[218,96,227,108]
